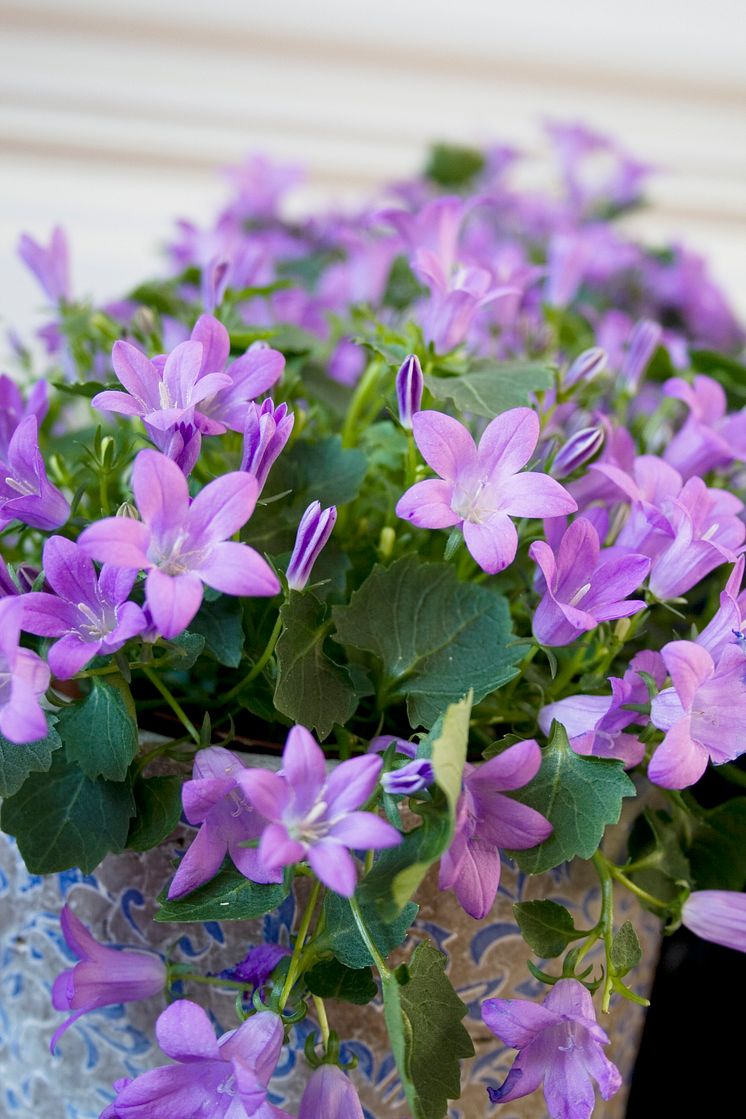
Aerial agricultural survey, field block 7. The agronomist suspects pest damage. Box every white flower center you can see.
[4,475,37,497]
[288,799,330,844]
[567,582,592,607]
[76,601,117,640]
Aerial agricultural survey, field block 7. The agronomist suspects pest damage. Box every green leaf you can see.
[305,958,378,1005]
[424,360,554,419]
[158,632,206,670]
[155,866,290,923]
[0,719,63,797]
[424,142,485,188]
[58,675,139,782]
[318,893,419,970]
[126,775,183,853]
[274,592,359,740]
[359,696,470,919]
[688,798,746,891]
[513,899,580,958]
[509,722,636,874]
[333,557,526,729]
[610,921,642,977]
[626,807,691,905]
[189,595,245,667]
[0,752,135,873]
[382,941,474,1119]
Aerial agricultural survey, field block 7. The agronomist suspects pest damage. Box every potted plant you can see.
[2,124,745,1119]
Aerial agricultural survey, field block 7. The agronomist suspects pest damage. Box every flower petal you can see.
[191,314,230,375]
[155,999,220,1062]
[395,479,460,529]
[499,472,577,518]
[132,449,190,537]
[463,513,518,573]
[648,717,708,789]
[308,839,358,896]
[411,411,476,481]
[78,517,151,569]
[188,472,258,544]
[661,641,714,710]
[328,811,401,850]
[238,770,291,823]
[324,754,383,815]
[282,726,326,808]
[196,542,280,597]
[481,997,560,1048]
[111,340,156,405]
[48,633,98,679]
[167,823,227,900]
[145,569,203,639]
[478,407,539,478]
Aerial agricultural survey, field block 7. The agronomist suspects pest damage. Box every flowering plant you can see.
[3,125,746,1119]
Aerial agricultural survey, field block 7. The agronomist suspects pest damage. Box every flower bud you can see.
[395,354,424,430]
[381,758,435,795]
[286,501,337,592]
[116,501,140,519]
[620,319,662,390]
[682,890,746,953]
[241,399,294,494]
[550,426,604,478]
[564,346,607,388]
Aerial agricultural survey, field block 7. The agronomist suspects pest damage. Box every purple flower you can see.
[539,650,665,767]
[368,735,417,759]
[189,318,285,433]
[413,252,517,353]
[78,449,280,639]
[696,556,746,664]
[395,354,424,430]
[168,747,282,900]
[563,347,607,388]
[0,595,50,743]
[241,400,294,494]
[550,427,604,479]
[92,339,232,432]
[439,740,552,920]
[238,726,401,897]
[663,373,746,478]
[99,1001,288,1119]
[286,502,337,592]
[0,373,48,458]
[482,978,621,1119]
[17,226,71,302]
[396,409,576,574]
[649,641,746,788]
[681,890,746,953]
[298,1064,364,1119]
[547,120,651,214]
[149,420,203,477]
[51,904,166,1053]
[0,415,70,532]
[224,944,291,990]
[529,518,649,647]
[381,758,435,795]
[22,535,147,679]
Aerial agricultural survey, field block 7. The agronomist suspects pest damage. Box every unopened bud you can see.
[395,354,424,430]
[116,501,140,520]
[378,525,396,560]
[551,426,604,478]
[286,501,337,592]
[564,346,607,388]
[381,758,435,795]
[620,320,662,391]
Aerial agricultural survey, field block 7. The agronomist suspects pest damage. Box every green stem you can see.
[278,879,322,1011]
[404,433,418,489]
[592,851,615,1013]
[348,894,390,980]
[312,995,331,1049]
[175,973,252,991]
[224,613,284,701]
[606,864,669,910]
[341,360,383,448]
[141,665,200,744]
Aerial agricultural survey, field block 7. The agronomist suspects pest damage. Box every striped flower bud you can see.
[395,354,424,430]
[564,346,607,388]
[286,501,337,592]
[551,426,604,478]
[620,319,662,390]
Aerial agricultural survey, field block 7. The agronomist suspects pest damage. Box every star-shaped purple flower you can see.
[0,415,69,533]
[0,595,50,743]
[439,739,552,920]
[649,640,746,788]
[529,518,649,647]
[482,978,621,1119]
[396,409,576,574]
[168,747,283,900]
[238,726,401,897]
[22,535,147,679]
[99,1001,289,1119]
[51,904,166,1053]
[78,449,280,639]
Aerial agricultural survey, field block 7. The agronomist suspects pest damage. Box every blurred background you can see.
[1,2,744,1114]
[1,0,745,339]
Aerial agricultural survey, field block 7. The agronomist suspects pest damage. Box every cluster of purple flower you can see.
[5,123,746,1119]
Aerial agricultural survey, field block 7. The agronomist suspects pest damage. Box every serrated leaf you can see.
[333,557,526,729]
[611,921,642,977]
[688,798,746,891]
[513,899,579,958]
[274,592,359,740]
[126,775,183,853]
[58,674,139,782]
[382,941,474,1119]
[189,595,245,667]
[318,893,419,969]
[305,958,378,1005]
[424,361,554,419]
[0,719,63,796]
[155,866,290,923]
[0,752,135,873]
[509,722,636,874]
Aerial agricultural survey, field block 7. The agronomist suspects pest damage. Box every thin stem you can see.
[606,864,669,910]
[592,851,615,1013]
[341,360,383,448]
[141,665,200,744]
[278,879,322,1011]
[224,613,284,701]
[312,995,331,1050]
[348,894,390,980]
[176,973,252,991]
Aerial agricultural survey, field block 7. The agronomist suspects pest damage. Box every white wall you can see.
[1,0,744,343]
